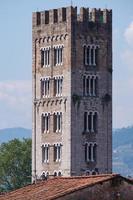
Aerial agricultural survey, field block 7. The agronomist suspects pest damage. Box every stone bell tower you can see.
[32,6,112,180]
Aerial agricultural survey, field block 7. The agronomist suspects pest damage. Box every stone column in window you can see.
[88,112,91,132]
[44,146,47,162]
[86,112,89,132]
[90,76,93,96]
[59,145,61,161]
[58,113,60,132]
[48,113,50,132]
[86,76,89,96]
[55,78,58,96]
[93,144,97,162]
[94,112,98,133]
[89,76,91,96]
[46,114,49,132]
[91,144,94,162]
[58,78,61,96]
[46,49,48,66]
[92,76,96,96]
[56,48,58,66]
[41,49,44,67]
[47,79,49,97]
[45,80,47,97]
[46,146,49,162]
[91,112,94,133]
[93,46,96,66]
[54,48,56,66]
[56,113,58,132]
[60,47,62,65]
[59,113,62,132]
[83,76,85,96]
[55,145,58,162]
[44,49,46,66]
[89,144,91,161]
[86,144,88,162]
[60,78,63,96]
[44,114,46,133]
[57,79,59,96]
[44,80,46,97]
[58,48,60,65]
[48,48,50,66]
[88,46,91,65]
[87,46,89,65]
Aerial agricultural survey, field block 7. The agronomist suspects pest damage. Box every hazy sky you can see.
[0,0,133,129]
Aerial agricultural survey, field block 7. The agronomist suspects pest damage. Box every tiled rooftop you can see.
[0,174,120,200]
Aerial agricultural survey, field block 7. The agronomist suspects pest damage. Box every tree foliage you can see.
[0,138,31,192]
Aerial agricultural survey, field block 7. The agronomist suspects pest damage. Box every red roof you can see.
[0,174,121,200]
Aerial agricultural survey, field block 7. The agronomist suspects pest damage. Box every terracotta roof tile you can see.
[0,174,120,200]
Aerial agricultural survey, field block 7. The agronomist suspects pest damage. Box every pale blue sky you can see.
[0,0,133,129]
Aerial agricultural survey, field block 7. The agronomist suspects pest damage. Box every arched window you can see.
[42,144,49,163]
[41,172,45,180]
[58,171,62,176]
[83,45,100,66]
[92,171,96,175]
[85,142,97,162]
[84,111,98,133]
[53,112,62,133]
[41,113,50,133]
[54,45,64,66]
[93,112,98,133]
[54,143,62,162]
[46,172,49,178]
[54,171,57,177]
[85,170,90,176]
[83,75,98,97]
[93,143,97,162]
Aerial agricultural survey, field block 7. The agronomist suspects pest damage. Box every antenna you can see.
[71,0,73,6]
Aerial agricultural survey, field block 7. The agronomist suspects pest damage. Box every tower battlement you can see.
[32,6,112,27]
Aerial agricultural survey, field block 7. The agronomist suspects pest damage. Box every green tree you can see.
[0,138,31,192]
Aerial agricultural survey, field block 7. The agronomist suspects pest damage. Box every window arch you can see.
[58,171,62,176]
[83,44,100,66]
[54,171,57,177]
[41,113,50,133]
[42,143,50,163]
[41,171,49,180]
[53,143,62,162]
[84,111,98,133]
[83,75,98,97]
[85,170,91,176]
[53,171,62,177]
[85,142,97,162]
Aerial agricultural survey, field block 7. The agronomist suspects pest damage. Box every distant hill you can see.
[113,126,133,177]
[0,126,133,177]
[113,127,133,148]
[0,127,31,143]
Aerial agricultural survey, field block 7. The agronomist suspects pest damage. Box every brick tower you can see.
[32,6,112,180]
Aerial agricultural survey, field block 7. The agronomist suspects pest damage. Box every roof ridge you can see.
[54,173,118,180]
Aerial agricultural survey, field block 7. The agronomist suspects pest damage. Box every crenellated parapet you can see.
[32,6,112,27]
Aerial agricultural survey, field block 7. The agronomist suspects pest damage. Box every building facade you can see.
[32,6,112,180]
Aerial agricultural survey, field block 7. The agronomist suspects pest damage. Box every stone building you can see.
[32,6,112,180]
